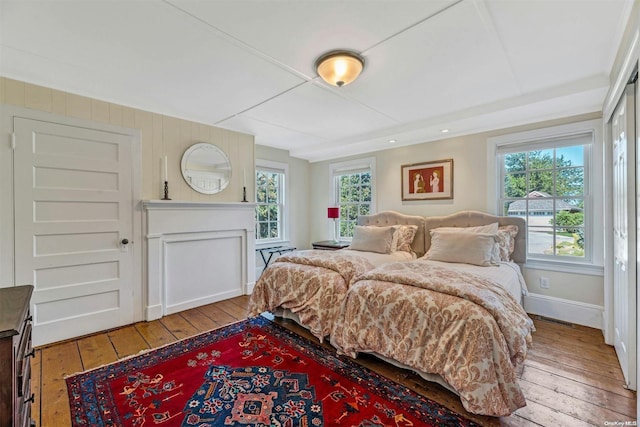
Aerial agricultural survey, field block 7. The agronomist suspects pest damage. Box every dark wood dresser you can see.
[0,285,34,427]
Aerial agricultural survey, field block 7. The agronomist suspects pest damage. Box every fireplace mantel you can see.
[143,200,256,320]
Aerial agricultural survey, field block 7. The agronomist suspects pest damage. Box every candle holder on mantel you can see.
[242,186,248,202]
[162,180,172,200]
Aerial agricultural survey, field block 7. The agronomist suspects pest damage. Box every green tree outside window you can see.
[502,146,586,258]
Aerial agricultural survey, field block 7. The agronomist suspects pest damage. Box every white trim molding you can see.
[524,292,604,330]
[603,28,639,122]
[523,260,604,277]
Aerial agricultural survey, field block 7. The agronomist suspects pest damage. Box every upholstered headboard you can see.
[423,211,526,264]
[357,211,426,257]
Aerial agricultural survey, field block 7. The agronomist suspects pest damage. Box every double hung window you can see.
[330,157,376,239]
[496,133,592,263]
[255,161,287,242]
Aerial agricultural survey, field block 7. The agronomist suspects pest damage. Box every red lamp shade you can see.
[327,207,340,219]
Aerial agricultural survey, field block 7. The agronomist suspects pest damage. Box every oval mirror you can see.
[181,143,231,194]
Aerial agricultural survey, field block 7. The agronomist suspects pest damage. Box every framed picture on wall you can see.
[401,159,453,201]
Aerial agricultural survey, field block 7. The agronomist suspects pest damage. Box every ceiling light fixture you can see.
[315,50,365,87]
[441,129,450,133]
[388,139,397,144]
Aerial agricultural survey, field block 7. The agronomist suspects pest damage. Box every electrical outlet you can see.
[539,277,550,289]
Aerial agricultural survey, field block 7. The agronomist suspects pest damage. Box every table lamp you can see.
[327,207,340,242]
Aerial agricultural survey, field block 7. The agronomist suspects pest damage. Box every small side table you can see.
[312,240,350,251]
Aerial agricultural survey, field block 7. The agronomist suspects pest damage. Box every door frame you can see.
[603,30,639,345]
[602,30,639,415]
[0,105,143,323]
[610,83,637,390]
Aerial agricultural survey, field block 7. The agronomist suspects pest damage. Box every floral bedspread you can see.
[330,260,535,417]
[248,250,374,340]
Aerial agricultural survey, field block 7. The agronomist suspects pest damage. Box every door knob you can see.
[121,238,129,245]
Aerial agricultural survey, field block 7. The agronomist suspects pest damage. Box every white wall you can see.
[0,77,254,203]
[309,112,604,309]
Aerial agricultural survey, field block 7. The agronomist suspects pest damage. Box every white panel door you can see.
[14,117,137,346]
[612,84,637,390]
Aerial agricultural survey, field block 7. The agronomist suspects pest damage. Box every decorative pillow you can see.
[393,225,419,253]
[424,230,497,266]
[348,225,397,254]
[496,225,519,261]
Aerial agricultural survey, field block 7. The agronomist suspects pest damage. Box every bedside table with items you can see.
[311,240,350,251]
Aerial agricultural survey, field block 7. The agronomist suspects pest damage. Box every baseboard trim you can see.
[165,290,243,316]
[524,293,604,330]
[246,281,256,295]
[145,304,163,321]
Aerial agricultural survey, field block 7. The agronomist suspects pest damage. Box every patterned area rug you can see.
[66,316,477,426]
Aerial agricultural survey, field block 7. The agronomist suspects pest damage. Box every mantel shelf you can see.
[143,200,256,209]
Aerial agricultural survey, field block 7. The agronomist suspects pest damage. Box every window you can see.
[496,132,592,264]
[255,161,287,242]
[330,157,376,239]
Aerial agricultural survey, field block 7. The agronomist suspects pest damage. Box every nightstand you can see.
[312,240,350,250]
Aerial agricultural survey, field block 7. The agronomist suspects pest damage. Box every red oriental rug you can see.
[66,316,477,426]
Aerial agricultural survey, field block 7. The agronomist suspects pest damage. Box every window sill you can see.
[523,259,604,276]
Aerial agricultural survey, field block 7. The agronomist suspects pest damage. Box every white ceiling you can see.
[0,0,633,162]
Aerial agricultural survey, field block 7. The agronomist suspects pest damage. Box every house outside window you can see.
[330,157,376,239]
[255,160,287,242]
[496,132,592,264]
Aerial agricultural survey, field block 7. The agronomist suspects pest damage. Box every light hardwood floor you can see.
[33,296,636,426]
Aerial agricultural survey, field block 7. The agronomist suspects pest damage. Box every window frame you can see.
[329,157,376,241]
[255,160,288,245]
[487,119,604,275]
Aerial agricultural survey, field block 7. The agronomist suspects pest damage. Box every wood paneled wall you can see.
[0,77,255,202]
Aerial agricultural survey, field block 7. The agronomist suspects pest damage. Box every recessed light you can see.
[388,139,397,144]
[440,129,449,133]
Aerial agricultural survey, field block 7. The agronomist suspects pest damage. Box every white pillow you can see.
[348,225,397,254]
[424,230,498,266]
[433,222,499,234]
[431,223,500,262]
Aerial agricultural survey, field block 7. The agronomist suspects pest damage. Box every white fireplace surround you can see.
[143,200,256,320]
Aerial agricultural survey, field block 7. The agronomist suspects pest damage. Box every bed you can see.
[329,211,534,417]
[248,211,426,340]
